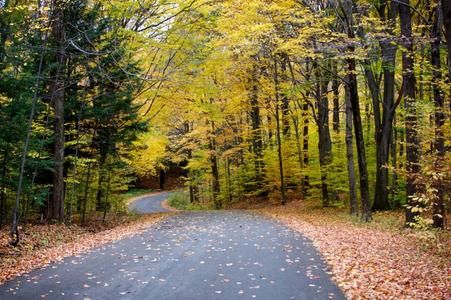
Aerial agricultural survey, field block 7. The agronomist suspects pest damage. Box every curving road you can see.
[0,193,345,299]
[128,191,173,214]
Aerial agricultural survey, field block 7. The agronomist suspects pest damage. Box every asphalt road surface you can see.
[128,191,173,214]
[0,210,344,300]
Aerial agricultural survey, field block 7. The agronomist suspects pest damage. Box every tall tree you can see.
[345,76,358,216]
[431,1,446,228]
[372,1,398,211]
[343,0,371,221]
[442,0,451,79]
[249,60,266,195]
[398,0,420,225]
[314,62,332,207]
[47,0,67,222]
[274,58,287,205]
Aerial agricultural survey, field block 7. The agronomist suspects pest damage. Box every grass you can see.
[167,190,210,210]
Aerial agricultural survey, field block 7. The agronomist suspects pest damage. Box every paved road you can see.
[0,212,344,300]
[128,191,172,214]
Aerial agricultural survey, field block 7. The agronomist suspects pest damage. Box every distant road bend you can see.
[128,191,173,214]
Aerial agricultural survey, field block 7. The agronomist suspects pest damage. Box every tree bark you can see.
[399,0,420,225]
[442,0,451,79]
[291,108,305,195]
[372,38,397,211]
[250,63,265,192]
[0,148,8,229]
[302,100,310,193]
[301,61,311,195]
[431,1,446,228]
[225,158,232,204]
[10,51,44,244]
[315,62,332,207]
[348,59,371,222]
[280,55,290,136]
[274,59,287,205]
[0,0,10,67]
[95,156,106,211]
[332,63,340,134]
[390,115,398,204]
[209,120,221,209]
[345,80,358,215]
[81,162,92,226]
[48,0,66,222]
[357,0,397,211]
[102,169,111,223]
[185,122,197,203]
[343,0,371,221]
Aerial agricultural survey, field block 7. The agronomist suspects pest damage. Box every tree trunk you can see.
[10,51,44,244]
[48,0,66,222]
[373,39,397,211]
[442,0,451,79]
[209,121,221,209]
[68,104,82,220]
[301,61,311,195]
[226,158,232,205]
[292,110,305,195]
[332,63,340,133]
[0,149,8,229]
[81,163,92,225]
[250,64,265,192]
[185,122,197,203]
[315,63,332,207]
[102,169,111,223]
[0,0,10,67]
[280,55,290,136]
[343,0,371,221]
[348,59,371,222]
[266,109,273,141]
[345,81,358,215]
[399,0,420,225]
[274,59,287,205]
[159,169,165,190]
[390,115,398,205]
[95,164,104,211]
[431,1,446,228]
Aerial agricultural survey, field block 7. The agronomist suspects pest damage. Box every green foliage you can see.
[121,189,153,199]
[168,190,208,210]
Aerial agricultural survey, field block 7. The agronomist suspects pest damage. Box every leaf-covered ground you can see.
[0,213,169,284]
[256,200,450,300]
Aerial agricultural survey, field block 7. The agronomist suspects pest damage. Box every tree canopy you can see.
[0,0,449,245]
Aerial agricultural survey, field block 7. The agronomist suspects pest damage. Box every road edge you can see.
[161,199,180,212]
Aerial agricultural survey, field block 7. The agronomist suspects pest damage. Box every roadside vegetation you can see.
[167,191,209,211]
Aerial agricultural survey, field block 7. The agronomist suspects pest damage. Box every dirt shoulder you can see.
[253,200,450,300]
[161,199,179,212]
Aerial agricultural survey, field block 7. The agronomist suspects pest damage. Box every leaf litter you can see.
[257,200,450,300]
